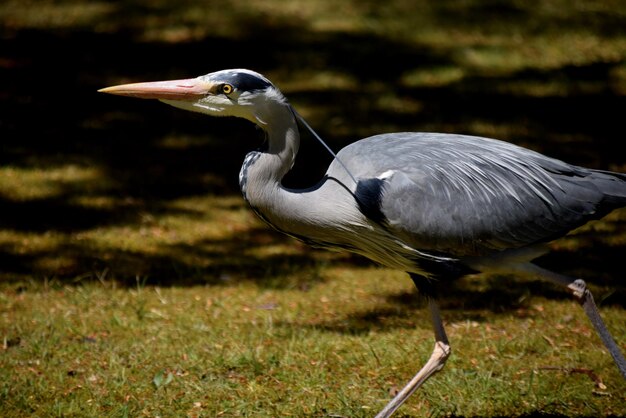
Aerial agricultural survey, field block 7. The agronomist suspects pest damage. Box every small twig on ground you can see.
[536,366,607,390]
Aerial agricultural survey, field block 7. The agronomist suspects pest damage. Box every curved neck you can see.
[239,103,300,207]
[239,101,365,248]
[263,105,300,182]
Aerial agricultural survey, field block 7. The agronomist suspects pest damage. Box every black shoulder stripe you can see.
[355,178,387,224]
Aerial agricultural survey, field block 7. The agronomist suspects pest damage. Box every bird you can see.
[99,69,626,417]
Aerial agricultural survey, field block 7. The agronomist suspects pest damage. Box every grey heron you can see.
[100,69,626,417]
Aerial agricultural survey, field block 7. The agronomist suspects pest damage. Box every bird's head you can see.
[99,69,289,126]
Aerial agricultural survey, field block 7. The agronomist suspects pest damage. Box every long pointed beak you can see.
[98,78,213,101]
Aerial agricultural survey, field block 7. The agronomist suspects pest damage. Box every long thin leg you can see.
[375,296,450,418]
[515,263,626,379]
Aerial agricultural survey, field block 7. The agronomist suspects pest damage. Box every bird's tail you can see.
[592,169,626,206]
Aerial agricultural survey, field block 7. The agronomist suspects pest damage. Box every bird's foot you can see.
[567,278,588,302]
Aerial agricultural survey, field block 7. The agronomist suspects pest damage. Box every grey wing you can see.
[330,133,626,257]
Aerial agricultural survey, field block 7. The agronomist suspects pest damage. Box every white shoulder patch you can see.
[377,170,396,180]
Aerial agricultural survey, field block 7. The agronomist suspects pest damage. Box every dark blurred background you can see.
[1,0,626,292]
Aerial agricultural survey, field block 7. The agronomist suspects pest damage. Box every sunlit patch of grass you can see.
[401,66,466,88]
[609,62,626,95]
[156,134,222,150]
[4,0,626,78]
[1,270,624,417]
[0,165,105,200]
[0,0,115,30]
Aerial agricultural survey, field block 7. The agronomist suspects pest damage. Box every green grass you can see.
[2,271,625,417]
[2,0,626,416]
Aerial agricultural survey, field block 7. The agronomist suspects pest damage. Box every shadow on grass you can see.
[1,2,625,320]
[286,271,626,336]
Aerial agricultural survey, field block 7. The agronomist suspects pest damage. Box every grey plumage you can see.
[332,133,626,257]
[99,69,626,418]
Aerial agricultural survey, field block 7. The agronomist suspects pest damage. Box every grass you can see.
[2,270,625,417]
[2,0,626,416]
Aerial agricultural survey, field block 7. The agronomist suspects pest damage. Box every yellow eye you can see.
[222,84,233,94]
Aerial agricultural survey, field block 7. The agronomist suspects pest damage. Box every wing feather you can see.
[327,133,623,257]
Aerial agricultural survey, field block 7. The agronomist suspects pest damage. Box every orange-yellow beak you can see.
[98,78,213,101]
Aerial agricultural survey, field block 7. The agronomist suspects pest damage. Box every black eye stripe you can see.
[226,72,272,92]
